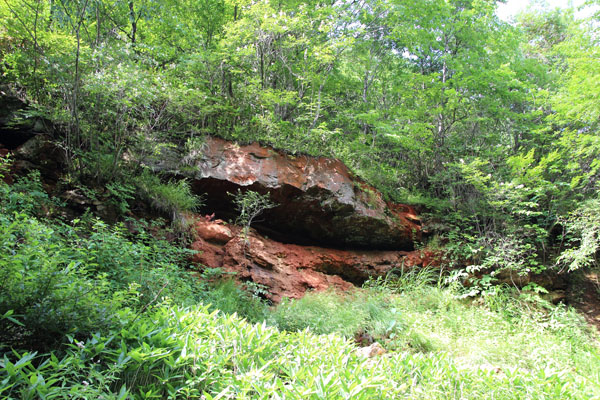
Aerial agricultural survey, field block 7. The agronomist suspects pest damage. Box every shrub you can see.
[0,169,54,216]
[0,170,201,350]
[200,278,269,324]
[79,218,200,305]
[0,213,117,349]
[229,189,276,238]
[557,197,600,271]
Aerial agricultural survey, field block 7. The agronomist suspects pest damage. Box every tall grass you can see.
[3,301,598,399]
[271,268,600,398]
[136,170,201,223]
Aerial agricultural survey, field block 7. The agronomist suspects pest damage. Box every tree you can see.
[230,189,276,241]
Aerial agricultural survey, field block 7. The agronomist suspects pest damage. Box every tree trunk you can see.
[129,1,137,45]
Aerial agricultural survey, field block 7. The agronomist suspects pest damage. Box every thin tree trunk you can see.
[309,65,333,130]
[129,1,136,44]
[32,0,41,101]
[95,4,101,46]
[69,0,90,169]
[260,46,265,89]
[48,0,53,30]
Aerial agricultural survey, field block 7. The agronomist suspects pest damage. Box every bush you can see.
[557,197,600,271]
[230,189,276,237]
[0,169,201,350]
[78,218,200,306]
[199,278,269,324]
[0,169,54,216]
[0,213,117,349]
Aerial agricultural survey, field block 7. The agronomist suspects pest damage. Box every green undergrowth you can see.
[273,270,600,397]
[0,160,256,347]
[3,262,599,399]
[1,161,600,399]
[2,299,599,399]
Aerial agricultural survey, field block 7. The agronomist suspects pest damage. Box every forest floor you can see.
[568,269,600,331]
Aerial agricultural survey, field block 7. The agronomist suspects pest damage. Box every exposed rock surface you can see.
[0,91,48,150]
[179,137,421,250]
[191,218,440,302]
[0,92,63,184]
[566,270,600,331]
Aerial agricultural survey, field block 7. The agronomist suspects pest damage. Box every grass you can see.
[3,249,599,398]
[3,294,599,399]
[136,170,202,222]
[272,289,393,337]
[1,162,599,399]
[270,269,600,399]
[390,286,599,376]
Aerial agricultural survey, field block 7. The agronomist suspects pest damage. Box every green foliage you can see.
[1,0,598,281]
[79,218,200,305]
[229,189,276,238]
[2,283,598,399]
[273,289,395,338]
[557,198,600,271]
[195,268,269,323]
[365,267,441,294]
[0,212,116,350]
[105,181,136,215]
[1,0,600,397]
[199,278,269,324]
[0,344,126,400]
[0,170,201,350]
[136,170,202,224]
[0,169,54,216]
[1,0,600,395]
[0,160,596,398]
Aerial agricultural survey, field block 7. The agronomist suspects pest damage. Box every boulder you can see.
[356,342,387,358]
[180,137,421,250]
[0,93,63,184]
[194,218,234,244]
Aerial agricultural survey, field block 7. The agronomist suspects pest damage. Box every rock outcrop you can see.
[177,137,433,300]
[180,137,421,250]
[0,91,47,150]
[356,342,387,358]
[0,92,63,184]
[191,218,440,302]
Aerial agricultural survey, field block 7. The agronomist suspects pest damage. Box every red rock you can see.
[183,137,422,250]
[191,238,225,270]
[191,220,440,302]
[193,218,234,244]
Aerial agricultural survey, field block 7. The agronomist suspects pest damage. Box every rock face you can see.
[0,92,63,184]
[191,218,440,302]
[0,92,47,150]
[186,137,421,250]
[182,138,432,300]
